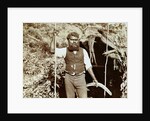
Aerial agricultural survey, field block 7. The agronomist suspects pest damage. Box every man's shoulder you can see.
[56,47,67,54]
[80,47,89,55]
[56,47,67,51]
[55,47,67,57]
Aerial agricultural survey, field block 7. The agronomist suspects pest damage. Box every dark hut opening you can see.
[81,36,122,98]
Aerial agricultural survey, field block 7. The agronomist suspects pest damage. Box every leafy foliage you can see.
[23,23,55,98]
[102,23,127,98]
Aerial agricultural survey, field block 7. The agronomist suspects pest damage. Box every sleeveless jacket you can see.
[64,47,85,75]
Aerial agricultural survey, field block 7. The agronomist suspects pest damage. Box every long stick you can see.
[54,23,57,98]
[104,23,109,97]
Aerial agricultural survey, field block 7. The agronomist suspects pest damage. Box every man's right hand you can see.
[50,38,55,53]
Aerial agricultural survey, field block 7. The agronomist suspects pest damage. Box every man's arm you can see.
[50,37,66,57]
[83,49,98,86]
[87,67,98,85]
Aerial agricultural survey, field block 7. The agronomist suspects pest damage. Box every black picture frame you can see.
[1,0,149,119]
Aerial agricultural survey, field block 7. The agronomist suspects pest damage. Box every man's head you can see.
[67,32,80,51]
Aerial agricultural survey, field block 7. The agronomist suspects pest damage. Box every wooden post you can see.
[104,23,109,97]
[54,23,57,98]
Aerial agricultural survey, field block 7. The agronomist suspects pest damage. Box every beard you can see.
[68,42,80,51]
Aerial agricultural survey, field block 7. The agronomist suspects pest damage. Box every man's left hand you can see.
[93,80,99,87]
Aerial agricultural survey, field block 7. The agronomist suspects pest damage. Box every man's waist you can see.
[65,70,85,76]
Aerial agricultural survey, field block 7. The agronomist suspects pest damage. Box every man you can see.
[50,32,98,98]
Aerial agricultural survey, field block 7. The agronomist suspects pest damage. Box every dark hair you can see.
[67,32,79,40]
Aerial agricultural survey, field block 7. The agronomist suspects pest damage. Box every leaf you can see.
[103,49,116,55]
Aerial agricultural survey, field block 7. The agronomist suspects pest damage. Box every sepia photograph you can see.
[23,23,127,98]
[8,8,142,113]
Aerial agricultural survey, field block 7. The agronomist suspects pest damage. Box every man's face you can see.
[68,36,80,51]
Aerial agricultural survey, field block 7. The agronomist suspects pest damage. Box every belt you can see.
[65,71,85,76]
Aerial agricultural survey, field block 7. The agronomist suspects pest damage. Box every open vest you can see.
[64,47,85,75]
